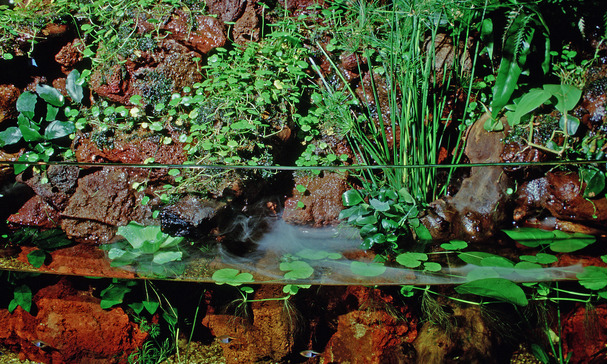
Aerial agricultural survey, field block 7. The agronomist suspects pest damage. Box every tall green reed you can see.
[314,0,487,205]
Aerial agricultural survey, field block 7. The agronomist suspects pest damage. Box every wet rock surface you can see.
[561,303,607,364]
[282,172,349,226]
[60,167,153,243]
[160,194,228,237]
[421,113,513,242]
[0,278,147,363]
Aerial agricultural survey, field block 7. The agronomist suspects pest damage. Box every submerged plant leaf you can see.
[455,278,528,306]
[549,231,595,252]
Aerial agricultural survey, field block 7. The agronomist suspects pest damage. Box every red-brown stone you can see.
[0,278,147,363]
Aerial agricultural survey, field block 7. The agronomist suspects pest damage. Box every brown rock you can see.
[0,84,20,124]
[54,38,84,72]
[202,285,297,363]
[413,304,496,364]
[7,195,61,230]
[322,309,416,363]
[205,0,247,22]
[60,168,153,243]
[233,0,260,45]
[165,10,226,54]
[0,278,147,363]
[561,303,607,364]
[282,172,348,226]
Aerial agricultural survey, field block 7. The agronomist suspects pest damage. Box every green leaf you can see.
[349,261,386,277]
[440,240,468,251]
[396,252,428,268]
[45,104,59,121]
[0,126,22,147]
[211,268,254,286]
[502,227,556,247]
[16,91,37,119]
[342,189,364,206]
[455,278,528,306]
[18,114,43,142]
[543,84,582,112]
[507,88,551,126]
[152,251,182,264]
[143,300,160,314]
[280,261,314,279]
[369,198,390,212]
[100,284,131,309]
[36,84,64,107]
[423,262,442,272]
[9,284,32,313]
[66,69,84,104]
[27,249,48,268]
[45,120,75,139]
[458,251,503,266]
[558,114,580,135]
[549,231,595,252]
[576,266,607,290]
[480,256,514,268]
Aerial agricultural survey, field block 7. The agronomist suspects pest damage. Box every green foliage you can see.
[9,227,73,268]
[211,268,254,286]
[102,222,186,278]
[338,187,428,252]
[502,227,595,253]
[488,4,550,128]
[455,278,529,306]
[8,284,32,313]
[0,70,82,173]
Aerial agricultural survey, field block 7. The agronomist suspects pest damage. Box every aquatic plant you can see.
[102,222,187,278]
[0,69,83,174]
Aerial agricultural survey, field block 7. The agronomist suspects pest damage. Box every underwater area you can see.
[0,0,606,363]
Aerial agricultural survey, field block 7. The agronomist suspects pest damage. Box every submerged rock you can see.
[159,194,227,237]
[0,278,147,363]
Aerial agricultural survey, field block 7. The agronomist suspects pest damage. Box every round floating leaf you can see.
[396,252,428,268]
[212,268,254,286]
[576,266,607,290]
[423,262,442,272]
[535,253,558,264]
[440,240,468,251]
[350,261,386,277]
[280,261,314,280]
[455,278,528,306]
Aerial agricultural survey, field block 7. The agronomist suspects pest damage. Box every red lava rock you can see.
[7,195,62,230]
[282,172,349,226]
[0,83,20,124]
[232,1,260,44]
[0,278,147,363]
[205,0,247,22]
[17,244,136,279]
[321,286,417,364]
[54,38,84,73]
[202,285,296,363]
[165,10,226,54]
[561,303,607,364]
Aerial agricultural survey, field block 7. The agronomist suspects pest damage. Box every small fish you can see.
[216,335,237,344]
[300,350,321,358]
[32,340,55,351]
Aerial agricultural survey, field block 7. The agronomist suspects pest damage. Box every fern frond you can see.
[502,6,523,47]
